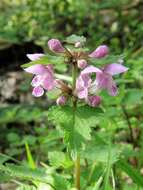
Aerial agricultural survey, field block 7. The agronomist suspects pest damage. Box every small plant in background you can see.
[22,34,128,189]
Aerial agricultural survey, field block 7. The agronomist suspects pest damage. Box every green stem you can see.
[72,64,77,90]
[72,63,80,190]
[87,162,96,185]
[75,155,80,190]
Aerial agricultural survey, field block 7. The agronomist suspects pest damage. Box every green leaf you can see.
[0,153,19,164]
[7,132,20,143]
[93,174,104,190]
[103,144,113,190]
[65,34,86,44]
[117,159,143,187]
[21,54,64,68]
[0,105,46,124]
[0,153,10,164]
[0,172,11,183]
[0,162,70,189]
[0,164,54,185]
[16,184,37,190]
[83,144,121,164]
[37,183,53,190]
[48,151,73,169]
[89,55,124,66]
[53,174,70,190]
[25,143,36,169]
[48,105,103,150]
[122,89,143,105]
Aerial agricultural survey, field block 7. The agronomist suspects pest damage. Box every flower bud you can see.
[89,45,109,58]
[56,96,67,106]
[48,39,65,53]
[77,59,87,69]
[75,41,81,48]
[87,96,101,107]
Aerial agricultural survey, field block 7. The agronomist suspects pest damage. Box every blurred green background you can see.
[0,0,142,189]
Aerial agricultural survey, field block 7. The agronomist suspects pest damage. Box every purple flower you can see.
[81,63,128,97]
[87,96,101,107]
[96,63,128,96]
[56,96,67,106]
[48,39,65,53]
[76,66,102,100]
[89,45,109,58]
[24,64,55,97]
[77,59,87,69]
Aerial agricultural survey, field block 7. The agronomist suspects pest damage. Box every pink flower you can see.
[96,63,128,96]
[87,96,101,107]
[24,64,55,97]
[89,45,109,58]
[77,59,87,69]
[56,96,67,106]
[26,53,44,61]
[78,63,128,97]
[76,66,102,100]
[48,39,65,53]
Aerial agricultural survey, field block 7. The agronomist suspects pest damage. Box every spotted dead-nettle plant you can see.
[23,35,128,190]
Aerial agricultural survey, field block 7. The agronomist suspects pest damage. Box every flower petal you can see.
[48,39,65,53]
[78,88,88,99]
[104,63,128,76]
[81,66,102,75]
[76,74,91,99]
[32,86,44,97]
[96,73,111,89]
[31,75,42,87]
[24,64,49,75]
[107,81,118,96]
[77,59,87,69]
[89,45,109,58]
[87,96,101,107]
[56,96,67,106]
[42,74,55,91]
[26,53,44,61]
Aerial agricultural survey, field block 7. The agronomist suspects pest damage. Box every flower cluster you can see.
[24,38,128,107]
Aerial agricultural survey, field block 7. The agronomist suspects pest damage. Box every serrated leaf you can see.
[65,34,86,44]
[48,105,103,150]
[0,164,54,185]
[21,54,64,68]
[53,174,70,190]
[0,162,70,190]
[48,151,73,169]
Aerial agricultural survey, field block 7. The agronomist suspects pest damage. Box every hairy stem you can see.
[72,64,77,90]
[72,63,80,190]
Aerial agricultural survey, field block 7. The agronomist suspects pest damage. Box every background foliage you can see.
[0,0,143,189]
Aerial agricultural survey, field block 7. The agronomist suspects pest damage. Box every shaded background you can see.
[0,0,143,189]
